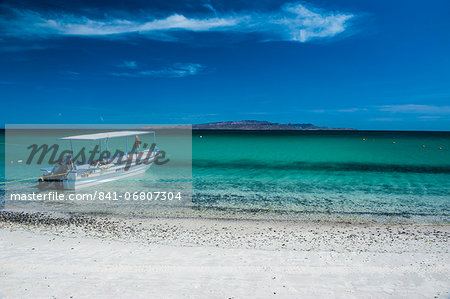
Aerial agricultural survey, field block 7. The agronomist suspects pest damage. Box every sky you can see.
[0,0,449,130]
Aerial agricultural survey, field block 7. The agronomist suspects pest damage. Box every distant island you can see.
[192,120,355,130]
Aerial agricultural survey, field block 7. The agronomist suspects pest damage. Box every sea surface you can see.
[1,130,449,223]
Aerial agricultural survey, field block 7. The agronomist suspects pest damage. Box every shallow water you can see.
[191,130,449,223]
[1,130,449,223]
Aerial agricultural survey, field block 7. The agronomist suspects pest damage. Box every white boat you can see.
[38,131,158,190]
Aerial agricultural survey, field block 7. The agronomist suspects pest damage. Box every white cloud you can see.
[2,3,354,43]
[38,14,241,36]
[275,3,353,42]
[110,63,204,78]
[378,104,450,114]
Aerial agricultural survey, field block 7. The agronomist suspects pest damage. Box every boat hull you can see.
[63,162,153,190]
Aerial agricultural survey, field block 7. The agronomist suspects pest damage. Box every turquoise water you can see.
[1,130,450,223]
[192,130,449,222]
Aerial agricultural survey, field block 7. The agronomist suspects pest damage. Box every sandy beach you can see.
[0,212,449,298]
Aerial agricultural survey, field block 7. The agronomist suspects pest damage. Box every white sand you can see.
[0,219,449,298]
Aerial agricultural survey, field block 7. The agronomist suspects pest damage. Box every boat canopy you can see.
[58,131,154,141]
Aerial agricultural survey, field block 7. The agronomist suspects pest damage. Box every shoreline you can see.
[3,203,449,225]
[1,210,449,250]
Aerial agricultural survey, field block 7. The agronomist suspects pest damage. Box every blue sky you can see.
[0,0,449,130]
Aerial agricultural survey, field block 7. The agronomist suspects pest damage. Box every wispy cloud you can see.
[59,70,80,76]
[118,60,137,69]
[378,104,450,114]
[309,109,327,113]
[203,4,218,16]
[309,107,367,113]
[336,107,368,112]
[110,62,204,78]
[369,117,403,122]
[418,115,441,119]
[1,3,354,43]
[308,104,450,116]
[0,80,14,85]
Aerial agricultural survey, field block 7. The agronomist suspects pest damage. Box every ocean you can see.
[1,129,449,223]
